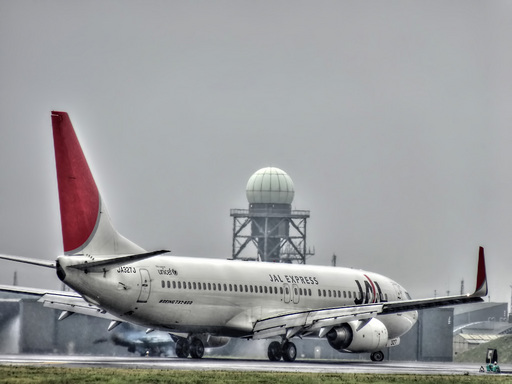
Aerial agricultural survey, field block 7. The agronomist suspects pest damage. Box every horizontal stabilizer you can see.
[0,284,123,322]
[39,292,123,321]
[68,249,170,273]
[0,254,55,269]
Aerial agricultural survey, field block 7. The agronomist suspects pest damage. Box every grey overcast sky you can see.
[1,1,511,303]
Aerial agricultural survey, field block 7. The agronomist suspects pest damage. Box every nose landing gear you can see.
[370,351,384,362]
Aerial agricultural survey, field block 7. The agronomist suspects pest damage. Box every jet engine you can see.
[326,318,388,353]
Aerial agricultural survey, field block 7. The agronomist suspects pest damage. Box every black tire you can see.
[268,341,282,361]
[175,339,190,358]
[190,338,205,359]
[282,341,297,362]
[370,351,384,362]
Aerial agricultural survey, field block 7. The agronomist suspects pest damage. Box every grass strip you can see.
[0,366,510,384]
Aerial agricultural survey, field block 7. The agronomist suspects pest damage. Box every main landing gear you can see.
[175,338,205,359]
[267,340,297,362]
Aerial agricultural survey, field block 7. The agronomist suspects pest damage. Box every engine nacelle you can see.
[326,318,389,353]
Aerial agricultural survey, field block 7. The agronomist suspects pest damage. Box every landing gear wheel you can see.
[175,339,190,358]
[282,341,297,362]
[267,341,282,361]
[370,351,384,362]
[190,338,205,359]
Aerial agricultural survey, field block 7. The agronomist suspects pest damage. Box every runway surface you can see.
[0,354,510,375]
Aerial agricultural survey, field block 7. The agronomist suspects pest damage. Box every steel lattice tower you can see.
[230,167,313,263]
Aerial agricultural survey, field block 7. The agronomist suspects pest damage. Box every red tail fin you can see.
[52,111,100,254]
[51,111,144,256]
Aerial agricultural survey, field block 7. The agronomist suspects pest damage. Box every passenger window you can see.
[213,284,216,291]
[264,286,268,294]
[161,281,165,288]
[224,284,227,291]
[173,281,177,289]
[193,282,197,290]
[167,281,171,289]
[318,289,321,296]
[308,289,312,296]
[188,282,192,289]
[229,284,233,292]
[234,285,238,292]
[208,283,211,290]
[348,291,351,298]
[198,283,202,290]
[178,282,182,289]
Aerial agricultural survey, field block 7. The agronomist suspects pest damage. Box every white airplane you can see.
[0,111,488,362]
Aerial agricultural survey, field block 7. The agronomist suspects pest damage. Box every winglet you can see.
[473,246,488,297]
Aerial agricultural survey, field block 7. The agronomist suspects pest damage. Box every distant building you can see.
[0,295,128,355]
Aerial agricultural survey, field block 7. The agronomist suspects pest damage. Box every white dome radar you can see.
[246,167,295,204]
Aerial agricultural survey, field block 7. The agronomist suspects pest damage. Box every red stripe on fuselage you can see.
[52,111,100,253]
[363,274,377,303]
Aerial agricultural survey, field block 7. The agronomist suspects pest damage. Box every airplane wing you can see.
[252,294,484,340]
[0,284,122,322]
[253,304,383,339]
[252,247,487,340]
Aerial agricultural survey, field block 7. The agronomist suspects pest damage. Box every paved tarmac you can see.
[0,354,510,376]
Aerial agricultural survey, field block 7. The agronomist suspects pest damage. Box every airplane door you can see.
[137,268,151,303]
[292,284,300,304]
[283,283,291,303]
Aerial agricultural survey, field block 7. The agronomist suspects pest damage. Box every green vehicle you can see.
[480,348,500,373]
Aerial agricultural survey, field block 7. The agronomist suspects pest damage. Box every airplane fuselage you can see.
[57,254,417,340]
